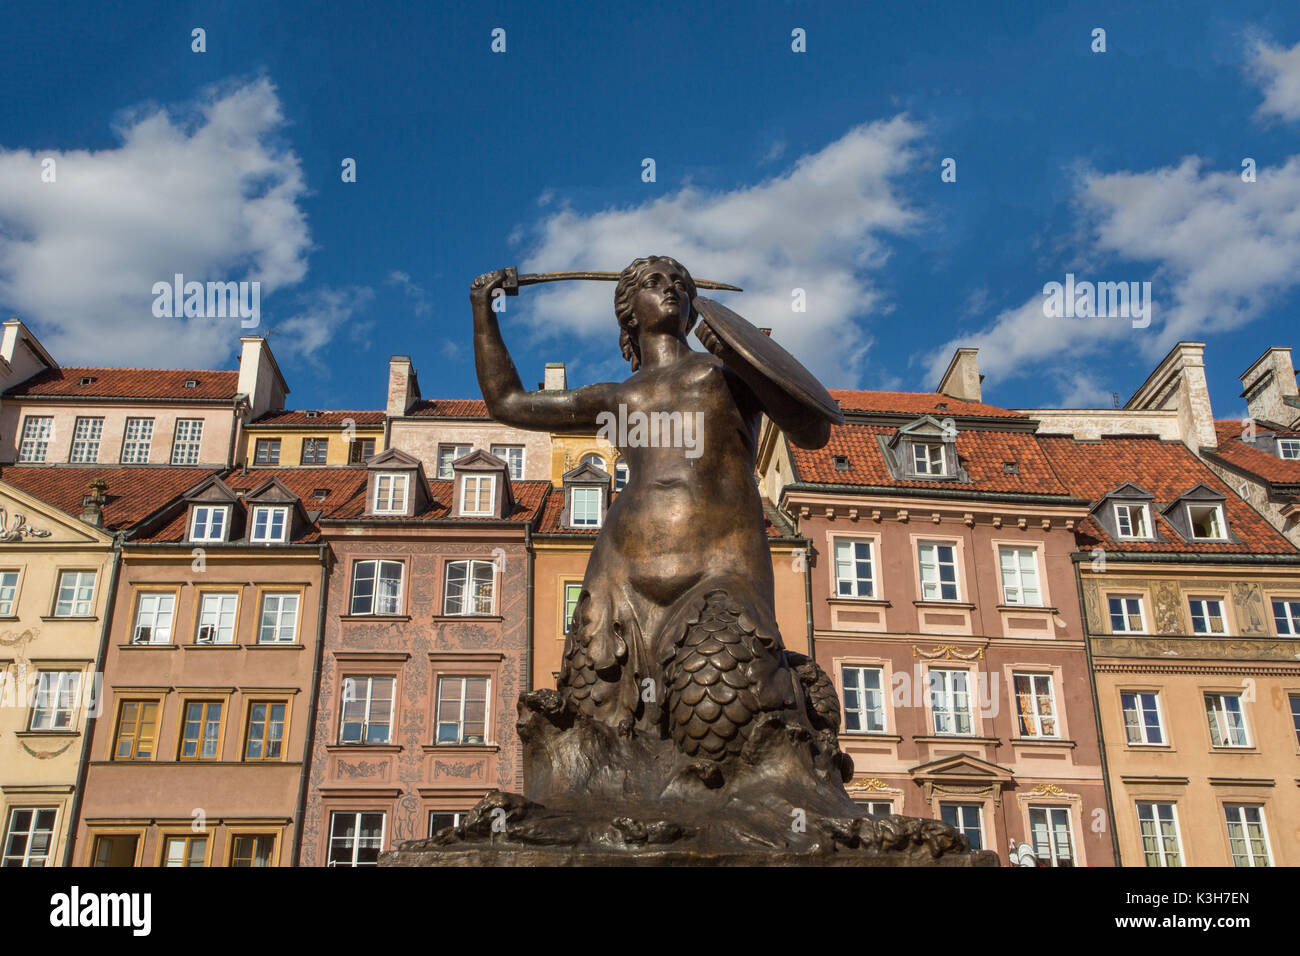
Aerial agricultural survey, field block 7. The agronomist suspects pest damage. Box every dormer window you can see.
[1280,438,1300,460]
[460,475,495,516]
[250,505,289,543]
[183,379,198,389]
[570,487,603,527]
[1113,503,1150,539]
[190,505,230,543]
[1187,504,1226,541]
[79,376,96,386]
[373,474,409,514]
[833,455,850,472]
[305,410,321,419]
[912,443,946,476]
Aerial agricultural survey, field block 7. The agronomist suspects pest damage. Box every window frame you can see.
[442,559,497,616]
[562,581,583,634]
[0,568,23,617]
[1277,438,1300,460]
[348,437,377,463]
[569,486,603,528]
[327,810,386,867]
[1107,594,1146,634]
[188,504,230,543]
[17,415,53,463]
[1185,502,1227,541]
[1270,597,1300,636]
[256,590,301,644]
[1113,502,1151,540]
[68,415,105,463]
[1120,690,1166,746]
[434,675,491,746]
[1011,671,1058,739]
[489,444,525,480]
[1205,692,1250,748]
[1223,803,1272,867]
[249,505,290,543]
[194,589,239,644]
[300,437,329,465]
[436,443,472,479]
[111,697,162,761]
[27,669,82,732]
[832,536,876,599]
[242,698,290,762]
[177,698,226,761]
[1136,801,1183,867]
[338,674,396,745]
[52,569,97,618]
[372,473,409,515]
[1188,596,1227,635]
[840,664,886,734]
[927,666,974,736]
[911,441,946,476]
[254,438,281,465]
[158,833,210,868]
[917,540,960,602]
[349,559,405,616]
[1,806,59,867]
[228,831,278,867]
[997,545,1043,606]
[1027,805,1075,867]
[938,802,983,850]
[170,418,204,465]
[459,474,496,516]
[130,590,178,645]
[120,417,154,463]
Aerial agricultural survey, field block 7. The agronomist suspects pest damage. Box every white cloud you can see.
[1246,35,1300,122]
[387,270,432,316]
[0,77,317,366]
[510,116,925,387]
[271,286,375,368]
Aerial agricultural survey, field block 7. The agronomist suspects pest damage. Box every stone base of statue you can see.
[380,687,998,867]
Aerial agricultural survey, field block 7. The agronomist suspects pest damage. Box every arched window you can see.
[614,459,629,491]
[580,454,607,475]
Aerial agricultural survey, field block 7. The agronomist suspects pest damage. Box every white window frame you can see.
[911,441,946,476]
[1188,597,1226,635]
[1186,503,1226,541]
[858,801,894,818]
[257,592,300,644]
[170,418,204,465]
[53,570,96,617]
[2,807,58,866]
[1108,595,1145,634]
[1120,691,1166,745]
[833,538,876,599]
[250,505,289,543]
[1278,438,1300,460]
[372,474,409,514]
[428,811,468,837]
[1012,672,1058,738]
[339,675,395,744]
[459,475,495,516]
[0,570,21,616]
[1028,806,1075,867]
[29,670,81,731]
[998,546,1042,606]
[327,811,386,867]
[569,486,602,528]
[928,668,973,736]
[563,582,582,633]
[841,665,885,734]
[121,417,154,463]
[1224,804,1272,867]
[917,541,960,602]
[489,445,525,480]
[1270,598,1300,635]
[1205,693,1250,748]
[350,560,404,616]
[1137,802,1183,867]
[939,803,983,851]
[435,675,490,746]
[614,459,630,491]
[189,505,230,543]
[196,592,238,644]
[443,560,496,616]
[1113,502,1151,539]
[436,444,472,479]
[69,416,104,463]
[18,416,53,463]
[131,592,176,644]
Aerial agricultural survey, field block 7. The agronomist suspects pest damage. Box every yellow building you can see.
[242,410,385,467]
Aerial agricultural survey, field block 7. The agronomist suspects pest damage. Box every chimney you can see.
[238,336,289,419]
[1125,342,1217,450]
[543,362,567,391]
[0,318,56,392]
[80,479,107,528]
[387,355,421,416]
[937,348,982,403]
[1240,347,1298,426]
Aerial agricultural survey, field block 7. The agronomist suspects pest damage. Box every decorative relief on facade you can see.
[1229,582,1268,635]
[0,507,52,541]
[1081,581,1104,634]
[923,782,1001,807]
[1152,581,1182,635]
[1026,782,1068,797]
[912,644,983,661]
[1093,635,1300,662]
[434,759,485,779]
[19,739,75,759]
[336,758,388,779]
[847,776,902,794]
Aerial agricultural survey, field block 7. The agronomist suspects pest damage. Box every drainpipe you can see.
[1073,560,1122,867]
[291,543,331,866]
[63,533,123,866]
[524,524,534,694]
[801,535,815,662]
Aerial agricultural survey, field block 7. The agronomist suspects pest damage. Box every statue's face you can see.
[631,261,691,335]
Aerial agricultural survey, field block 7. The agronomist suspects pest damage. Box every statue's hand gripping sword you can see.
[498,266,742,295]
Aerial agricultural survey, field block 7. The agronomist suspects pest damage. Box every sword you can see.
[500,266,741,296]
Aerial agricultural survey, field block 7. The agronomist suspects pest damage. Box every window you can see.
[170,419,203,464]
[436,676,489,745]
[570,487,602,527]
[2,808,57,867]
[1189,597,1226,635]
[29,671,80,731]
[373,474,409,514]
[244,701,286,760]
[917,542,959,601]
[1137,802,1182,867]
[614,459,630,491]
[460,475,495,515]
[162,835,207,867]
[436,444,471,479]
[339,675,394,744]
[91,834,138,867]
[257,592,299,644]
[121,417,154,463]
[131,592,175,644]
[196,592,237,644]
[300,437,328,464]
[54,570,96,617]
[1224,804,1271,866]
[113,700,159,760]
[254,438,280,465]
[69,416,104,463]
[928,669,973,735]
[834,539,875,598]
[0,570,20,616]
[1205,693,1249,747]
[189,505,229,543]
[18,416,53,462]
[1028,807,1074,867]
[998,547,1041,605]
[1113,503,1150,539]
[490,445,524,480]
[1108,595,1144,633]
[939,803,983,851]
[1186,503,1225,540]
[328,811,385,866]
[580,454,606,473]
[178,701,223,759]
[1291,694,1300,746]
[443,560,495,616]
[230,834,275,867]
[351,560,403,615]
[1121,692,1164,745]
[348,438,376,463]
[250,506,289,543]
[428,811,467,837]
[912,442,945,476]
[1013,673,1058,738]
[1272,598,1300,635]
[841,666,885,733]
[858,801,893,818]
[1278,438,1300,459]
[563,583,582,633]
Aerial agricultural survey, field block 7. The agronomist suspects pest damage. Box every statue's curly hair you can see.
[613,256,699,371]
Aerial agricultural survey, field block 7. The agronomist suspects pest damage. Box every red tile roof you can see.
[1038,435,1297,554]
[406,399,490,419]
[533,488,793,538]
[0,466,221,532]
[247,409,386,428]
[830,390,1029,420]
[1208,420,1300,488]
[3,367,239,401]
[322,478,551,523]
[789,422,1072,496]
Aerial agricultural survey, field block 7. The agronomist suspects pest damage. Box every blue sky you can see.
[2,0,1298,417]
